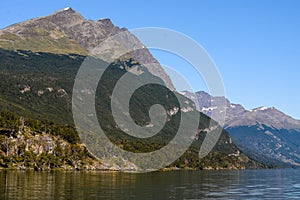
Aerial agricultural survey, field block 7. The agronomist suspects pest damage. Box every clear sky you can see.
[1,0,300,119]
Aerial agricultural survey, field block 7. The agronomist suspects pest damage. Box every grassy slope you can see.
[0,29,88,55]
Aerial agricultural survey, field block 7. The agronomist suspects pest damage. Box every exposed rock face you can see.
[182,91,300,130]
[182,90,300,167]
[0,128,101,170]
[0,7,175,90]
[181,91,238,125]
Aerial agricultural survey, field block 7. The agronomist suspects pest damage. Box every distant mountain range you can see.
[182,91,300,167]
[0,8,260,170]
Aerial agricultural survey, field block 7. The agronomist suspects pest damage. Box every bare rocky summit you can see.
[182,91,300,130]
[0,7,175,90]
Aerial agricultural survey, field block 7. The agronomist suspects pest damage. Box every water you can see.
[0,169,299,199]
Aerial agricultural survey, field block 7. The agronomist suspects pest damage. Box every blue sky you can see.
[1,0,300,119]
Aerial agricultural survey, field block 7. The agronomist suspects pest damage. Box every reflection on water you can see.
[0,169,300,199]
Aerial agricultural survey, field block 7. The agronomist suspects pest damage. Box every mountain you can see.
[0,8,261,170]
[182,91,300,167]
[0,7,175,90]
[0,48,260,170]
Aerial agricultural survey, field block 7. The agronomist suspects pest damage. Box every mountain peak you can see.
[250,106,271,112]
[186,91,300,130]
[55,7,76,14]
[50,7,83,19]
[63,7,72,11]
[249,106,279,113]
[0,8,176,90]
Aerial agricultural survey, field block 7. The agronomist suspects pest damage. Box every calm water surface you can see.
[0,169,299,199]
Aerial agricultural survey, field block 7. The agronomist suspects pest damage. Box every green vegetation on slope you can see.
[0,30,88,55]
[0,110,99,170]
[0,48,262,170]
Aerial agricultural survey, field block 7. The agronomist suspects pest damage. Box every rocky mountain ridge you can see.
[0,7,175,90]
[182,90,300,167]
[182,91,300,130]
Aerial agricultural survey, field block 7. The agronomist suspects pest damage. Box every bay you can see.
[0,169,299,199]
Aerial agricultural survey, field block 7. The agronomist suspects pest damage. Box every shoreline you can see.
[0,165,276,172]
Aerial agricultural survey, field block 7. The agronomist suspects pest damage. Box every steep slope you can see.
[0,7,175,90]
[0,8,261,170]
[0,48,259,170]
[182,91,300,167]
